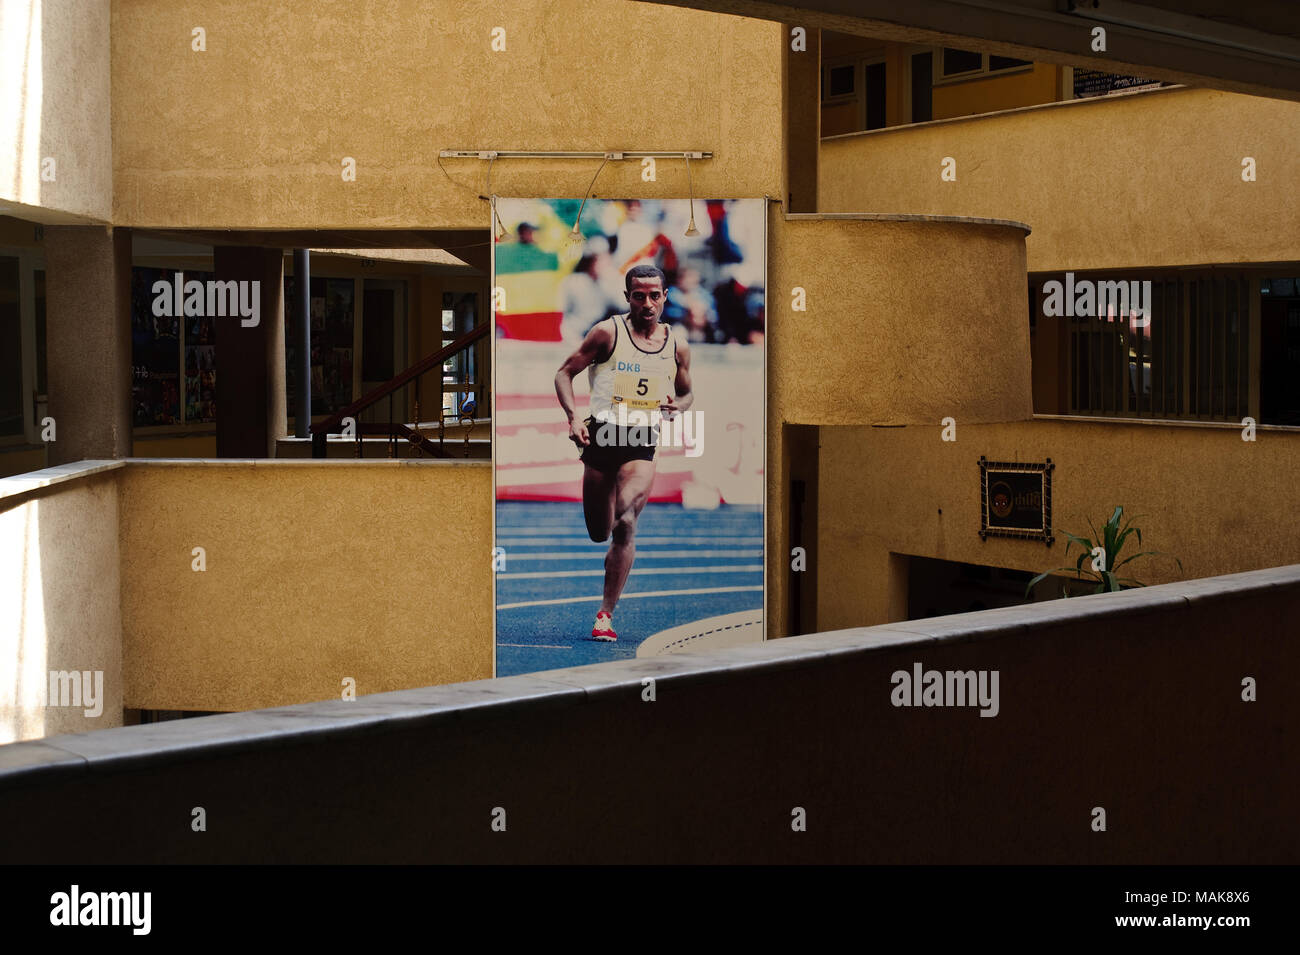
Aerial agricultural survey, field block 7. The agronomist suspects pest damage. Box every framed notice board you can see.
[1072,69,1161,99]
[979,457,1054,545]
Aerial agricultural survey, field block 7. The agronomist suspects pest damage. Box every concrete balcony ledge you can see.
[0,459,122,505]
[3,562,1297,794]
[785,211,1031,234]
[821,84,1189,143]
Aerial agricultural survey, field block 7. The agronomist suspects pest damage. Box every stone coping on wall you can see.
[785,211,1032,234]
[1032,413,1300,433]
[820,84,1190,143]
[0,457,488,511]
[0,459,123,504]
[2,561,1296,792]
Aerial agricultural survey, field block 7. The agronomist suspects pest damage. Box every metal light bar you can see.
[439,150,711,160]
[1059,0,1300,63]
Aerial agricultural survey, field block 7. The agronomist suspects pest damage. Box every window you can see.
[935,47,1032,83]
[442,291,478,417]
[130,267,191,426]
[284,275,356,418]
[827,63,855,99]
[1034,271,1259,423]
[821,55,888,134]
[941,48,982,78]
[1259,276,1300,425]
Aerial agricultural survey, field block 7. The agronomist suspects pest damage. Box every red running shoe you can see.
[591,611,617,642]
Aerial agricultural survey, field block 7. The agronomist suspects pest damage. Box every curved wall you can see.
[769,213,1033,427]
[821,88,1300,272]
[766,211,1033,640]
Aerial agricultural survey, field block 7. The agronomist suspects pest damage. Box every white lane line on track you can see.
[496,537,765,545]
[498,565,764,580]
[499,550,763,560]
[497,585,763,610]
[497,643,572,649]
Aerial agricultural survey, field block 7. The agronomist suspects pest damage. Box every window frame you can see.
[932,47,1034,86]
[820,51,888,133]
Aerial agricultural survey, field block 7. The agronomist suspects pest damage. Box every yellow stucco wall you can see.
[118,460,493,711]
[768,214,1033,427]
[0,0,113,222]
[0,470,123,742]
[820,87,1300,272]
[110,0,784,229]
[812,419,1300,631]
[931,63,1059,120]
[764,210,1034,638]
[0,448,47,479]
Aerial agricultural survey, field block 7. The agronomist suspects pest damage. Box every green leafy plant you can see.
[1026,506,1182,598]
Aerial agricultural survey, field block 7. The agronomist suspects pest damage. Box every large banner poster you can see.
[492,197,766,677]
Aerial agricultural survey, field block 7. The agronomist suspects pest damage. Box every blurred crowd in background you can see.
[494,198,766,345]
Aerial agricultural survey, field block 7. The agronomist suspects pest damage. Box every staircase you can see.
[308,323,489,458]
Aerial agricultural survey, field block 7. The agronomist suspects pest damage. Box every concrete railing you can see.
[0,458,493,742]
[2,563,1294,863]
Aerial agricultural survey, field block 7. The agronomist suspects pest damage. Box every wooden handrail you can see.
[309,323,489,435]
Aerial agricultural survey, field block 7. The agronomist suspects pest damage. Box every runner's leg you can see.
[582,463,617,542]
[600,458,656,615]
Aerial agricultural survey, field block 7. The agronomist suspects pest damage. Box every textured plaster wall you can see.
[814,419,1300,631]
[0,0,113,221]
[118,460,493,711]
[0,472,123,742]
[931,63,1059,121]
[0,449,47,479]
[767,214,1033,427]
[764,211,1033,638]
[820,88,1300,272]
[110,0,784,229]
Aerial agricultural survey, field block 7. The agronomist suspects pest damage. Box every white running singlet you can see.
[588,314,678,425]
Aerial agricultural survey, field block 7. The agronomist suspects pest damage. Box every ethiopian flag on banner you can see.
[493,199,580,341]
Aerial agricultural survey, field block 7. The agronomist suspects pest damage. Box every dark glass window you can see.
[285,275,355,417]
[989,55,1032,72]
[865,61,887,130]
[130,267,188,426]
[941,48,982,76]
[910,52,932,122]
[828,64,855,98]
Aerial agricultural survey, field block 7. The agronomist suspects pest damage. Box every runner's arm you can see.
[555,322,614,442]
[662,329,694,417]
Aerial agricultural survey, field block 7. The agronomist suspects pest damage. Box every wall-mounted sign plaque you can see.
[979,457,1054,545]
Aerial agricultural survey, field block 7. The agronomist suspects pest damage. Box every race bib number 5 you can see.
[613,370,661,411]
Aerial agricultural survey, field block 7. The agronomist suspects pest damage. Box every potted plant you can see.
[1026,506,1182,598]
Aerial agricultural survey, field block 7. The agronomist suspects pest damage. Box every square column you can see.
[212,247,286,457]
[44,226,132,465]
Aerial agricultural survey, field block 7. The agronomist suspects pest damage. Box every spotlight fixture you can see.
[439,150,716,242]
[568,155,612,253]
[486,160,509,240]
[684,154,700,237]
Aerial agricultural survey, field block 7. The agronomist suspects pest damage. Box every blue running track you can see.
[495,500,764,676]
